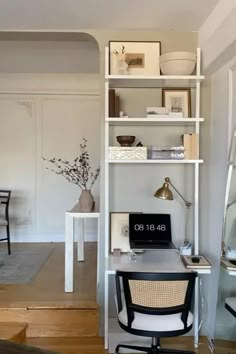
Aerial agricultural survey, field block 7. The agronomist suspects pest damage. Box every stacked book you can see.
[146,107,183,118]
[109,89,120,117]
[148,146,184,160]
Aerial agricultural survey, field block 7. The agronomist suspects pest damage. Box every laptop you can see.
[129,213,176,250]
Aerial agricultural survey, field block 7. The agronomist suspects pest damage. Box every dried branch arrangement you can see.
[43,138,100,191]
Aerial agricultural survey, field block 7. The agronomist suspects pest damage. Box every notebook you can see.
[129,213,176,250]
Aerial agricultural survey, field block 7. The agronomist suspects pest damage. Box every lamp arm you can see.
[168,180,191,208]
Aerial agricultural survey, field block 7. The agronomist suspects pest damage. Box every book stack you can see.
[181,133,199,159]
[146,106,184,118]
[148,146,184,160]
[182,255,212,269]
[109,89,120,117]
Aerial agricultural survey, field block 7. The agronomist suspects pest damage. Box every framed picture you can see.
[162,88,191,118]
[110,212,130,253]
[109,41,161,76]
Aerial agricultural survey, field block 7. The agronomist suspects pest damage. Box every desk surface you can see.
[105,250,211,274]
[66,202,100,217]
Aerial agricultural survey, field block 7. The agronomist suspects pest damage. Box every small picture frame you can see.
[110,212,130,253]
[162,88,191,118]
[109,41,161,76]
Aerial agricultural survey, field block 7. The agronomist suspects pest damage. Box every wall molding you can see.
[11,232,97,243]
[0,73,100,95]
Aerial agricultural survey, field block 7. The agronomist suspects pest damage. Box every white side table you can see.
[64,202,100,292]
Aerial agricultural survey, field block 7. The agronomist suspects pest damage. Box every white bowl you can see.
[160,51,196,75]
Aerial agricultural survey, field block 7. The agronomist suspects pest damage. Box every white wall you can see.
[199,0,236,74]
[0,40,99,73]
[0,74,101,242]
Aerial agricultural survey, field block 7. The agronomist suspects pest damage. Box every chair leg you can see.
[6,224,11,255]
[115,344,150,353]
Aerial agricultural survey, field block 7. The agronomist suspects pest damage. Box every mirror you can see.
[214,130,236,343]
[222,130,236,253]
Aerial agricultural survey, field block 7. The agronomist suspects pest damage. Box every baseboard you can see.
[10,232,97,243]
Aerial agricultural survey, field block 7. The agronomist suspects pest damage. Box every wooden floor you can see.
[25,337,236,354]
[0,242,97,308]
[0,242,235,353]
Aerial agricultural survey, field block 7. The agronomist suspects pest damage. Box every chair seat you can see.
[118,305,193,332]
[0,217,8,226]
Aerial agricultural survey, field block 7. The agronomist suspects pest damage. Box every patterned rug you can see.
[0,247,53,283]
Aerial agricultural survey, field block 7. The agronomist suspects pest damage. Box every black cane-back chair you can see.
[115,271,197,354]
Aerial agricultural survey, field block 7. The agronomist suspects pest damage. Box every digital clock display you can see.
[129,213,172,249]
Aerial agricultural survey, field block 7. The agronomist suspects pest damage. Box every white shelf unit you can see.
[104,46,205,351]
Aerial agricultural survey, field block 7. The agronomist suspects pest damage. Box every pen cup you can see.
[180,244,192,256]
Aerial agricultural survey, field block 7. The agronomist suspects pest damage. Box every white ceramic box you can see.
[108,147,147,160]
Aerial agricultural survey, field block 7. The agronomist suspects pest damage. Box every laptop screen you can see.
[129,213,172,249]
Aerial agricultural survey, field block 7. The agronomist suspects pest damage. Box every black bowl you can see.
[116,135,135,147]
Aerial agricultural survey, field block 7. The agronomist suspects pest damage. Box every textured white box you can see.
[109,147,147,160]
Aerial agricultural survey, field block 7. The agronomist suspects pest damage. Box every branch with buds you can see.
[113,45,125,56]
[43,138,100,191]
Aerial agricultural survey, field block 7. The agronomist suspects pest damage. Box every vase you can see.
[116,53,128,75]
[79,189,94,212]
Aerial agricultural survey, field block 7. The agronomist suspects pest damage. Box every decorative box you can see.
[108,146,147,160]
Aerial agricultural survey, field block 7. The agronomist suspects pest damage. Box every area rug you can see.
[0,247,54,284]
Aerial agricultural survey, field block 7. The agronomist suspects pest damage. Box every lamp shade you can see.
[154,181,173,200]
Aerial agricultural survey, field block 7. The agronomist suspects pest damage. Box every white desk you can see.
[104,250,211,352]
[64,202,100,292]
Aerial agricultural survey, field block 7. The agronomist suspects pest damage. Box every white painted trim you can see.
[10,232,97,243]
[0,73,100,95]
[228,68,233,153]
[199,0,236,44]
[198,2,236,73]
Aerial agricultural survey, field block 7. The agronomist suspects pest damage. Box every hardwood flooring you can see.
[0,242,97,308]
[25,337,236,354]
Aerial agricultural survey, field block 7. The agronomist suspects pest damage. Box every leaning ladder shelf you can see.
[103,46,204,351]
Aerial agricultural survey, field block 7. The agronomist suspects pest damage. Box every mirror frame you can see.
[222,129,236,248]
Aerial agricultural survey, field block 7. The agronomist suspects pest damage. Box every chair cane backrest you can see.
[129,279,188,308]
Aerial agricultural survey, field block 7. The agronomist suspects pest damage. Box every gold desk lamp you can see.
[154,177,191,209]
[154,177,191,247]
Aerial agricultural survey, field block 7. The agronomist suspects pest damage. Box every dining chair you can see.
[0,190,11,254]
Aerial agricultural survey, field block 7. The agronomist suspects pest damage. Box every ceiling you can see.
[0,0,219,32]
